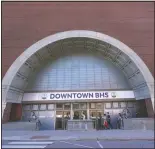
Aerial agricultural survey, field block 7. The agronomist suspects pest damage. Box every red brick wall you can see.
[10,103,22,121]
[145,99,154,118]
[2,2,154,77]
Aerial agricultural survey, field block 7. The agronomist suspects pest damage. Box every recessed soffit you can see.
[14,37,145,91]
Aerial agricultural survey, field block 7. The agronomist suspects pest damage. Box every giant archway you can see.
[2,30,154,125]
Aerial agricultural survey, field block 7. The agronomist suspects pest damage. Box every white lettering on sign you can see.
[22,91,135,101]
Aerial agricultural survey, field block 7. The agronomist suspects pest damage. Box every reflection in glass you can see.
[120,102,126,108]
[90,111,97,118]
[56,111,63,118]
[48,104,54,110]
[90,103,95,109]
[105,103,111,109]
[73,103,79,109]
[64,103,71,110]
[73,110,87,119]
[96,103,102,109]
[32,104,38,110]
[80,103,87,109]
[113,102,119,108]
[40,104,47,110]
[56,104,63,109]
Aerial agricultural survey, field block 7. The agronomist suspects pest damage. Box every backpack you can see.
[104,120,108,127]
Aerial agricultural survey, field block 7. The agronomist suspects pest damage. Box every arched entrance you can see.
[2,30,154,124]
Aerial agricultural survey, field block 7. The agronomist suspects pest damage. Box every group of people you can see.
[29,111,124,130]
[97,112,112,130]
[97,112,124,130]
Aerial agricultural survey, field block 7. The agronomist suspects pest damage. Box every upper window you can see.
[73,103,80,109]
[80,103,87,109]
[90,103,95,109]
[113,102,119,108]
[105,103,112,109]
[56,103,63,109]
[32,104,38,110]
[40,104,47,110]
[48,104,54,110]
[120,102,126,108]
[96,103,103,109]
[64,103,71,110]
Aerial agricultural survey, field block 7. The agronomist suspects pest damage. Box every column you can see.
[87,102,90,120]
[70,103,73,120]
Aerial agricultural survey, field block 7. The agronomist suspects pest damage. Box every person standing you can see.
[107,112,113,129]
[103,114,108,130]
[98,113,102,130]
[35,116,41,130]
[64,112,70,130]
[117,113,123,129]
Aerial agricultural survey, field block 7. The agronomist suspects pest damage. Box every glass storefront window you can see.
[32,104,38,110]
[90,111,96,118]
[73,103,79,109]
[64,103,71,110]
[64,111,71,119]
[56,111,63,118]
[120,102,126,108]
[56,104,63,109]
[48,104,54,110]
[96,103,102,109]
[40,104,47,110]
[113,102,119,108]
[105,103,111,109]
[80,103,87,109]
[96,110,103,117]
[73,110,87,119]
[90,103,95,109]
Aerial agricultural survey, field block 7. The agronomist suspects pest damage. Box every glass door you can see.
[63,111,71,130]
[55,111,63,130]
[55,103,71,130]
[55,103,63,130]
[89,103,104,129]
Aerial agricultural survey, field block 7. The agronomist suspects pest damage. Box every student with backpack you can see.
[107,112,113,129]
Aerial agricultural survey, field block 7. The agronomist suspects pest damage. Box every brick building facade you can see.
[2,2,154,77]
[2,2,154,126]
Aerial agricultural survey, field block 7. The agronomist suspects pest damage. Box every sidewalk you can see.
[2,130,154,141]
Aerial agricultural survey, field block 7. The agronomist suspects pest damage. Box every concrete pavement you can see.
[2,140,154,148]
[2,130,154,141]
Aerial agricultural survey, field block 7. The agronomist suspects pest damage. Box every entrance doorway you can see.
[55,111,71,130]
[10,103,22,121]
[55,103,71,130]
[89,103,104,129]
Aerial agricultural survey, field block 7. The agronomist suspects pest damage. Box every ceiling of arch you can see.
[9,37,149,99]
